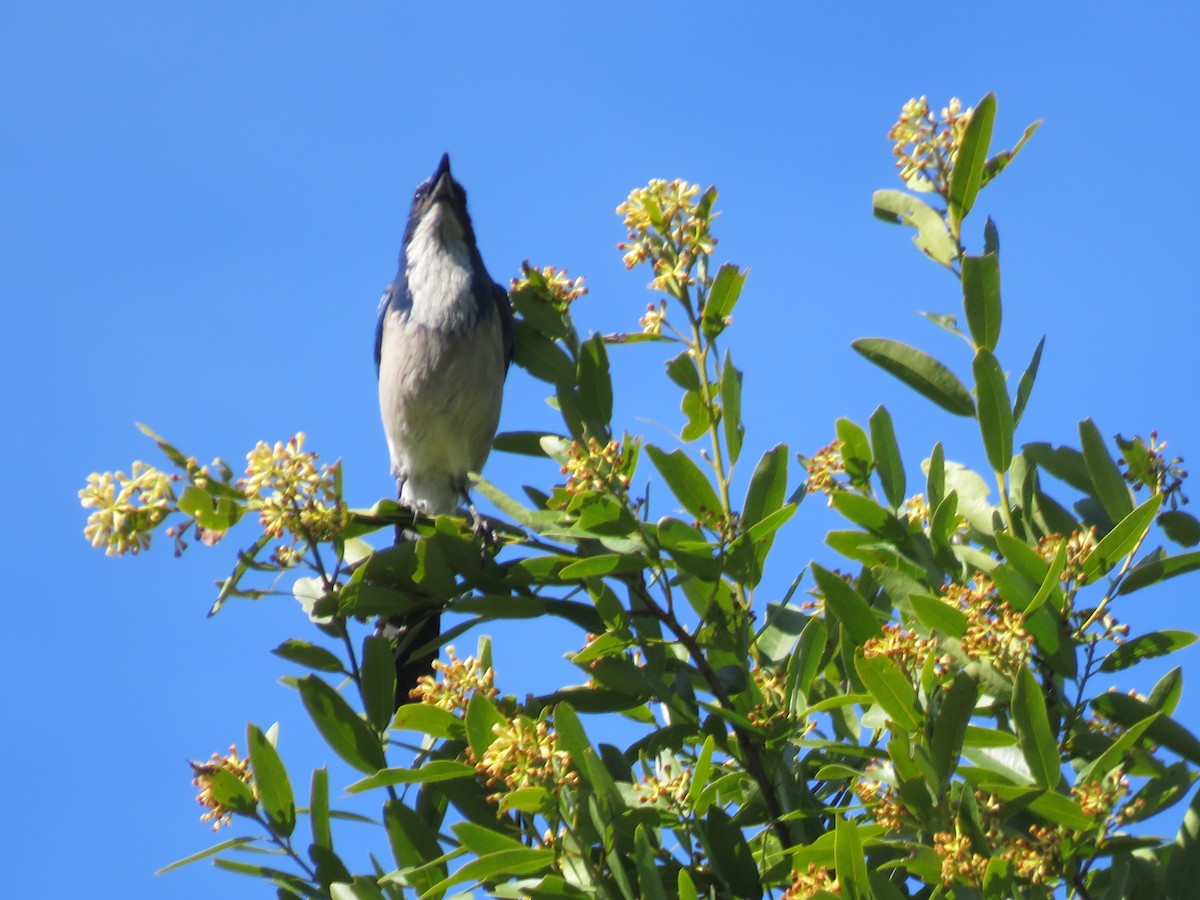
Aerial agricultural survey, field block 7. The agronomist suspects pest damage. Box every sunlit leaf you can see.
[296,675,387,774]
[962,253,1001,351]
[646,445,722,522]
[1080,418,1134,523]
[852,338,974,416]
[869,406,905,509]
[1012,668,1059,788]
[1012,337,1045,426]
[872,189,959,267]
[948,93,996,229]
[246,724,294,838]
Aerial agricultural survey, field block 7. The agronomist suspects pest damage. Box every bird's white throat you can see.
[404,204,475,331]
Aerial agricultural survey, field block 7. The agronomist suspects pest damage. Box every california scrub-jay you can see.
[375,153,513,698]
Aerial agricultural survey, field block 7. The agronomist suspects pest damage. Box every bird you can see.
[374,153,514,703]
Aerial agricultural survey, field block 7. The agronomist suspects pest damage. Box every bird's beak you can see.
[430,153,453,202]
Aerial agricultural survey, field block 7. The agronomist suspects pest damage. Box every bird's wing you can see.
[493,282,515,372]
[374,285,393,377]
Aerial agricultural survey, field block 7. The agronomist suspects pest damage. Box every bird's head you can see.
[402,153,478,255]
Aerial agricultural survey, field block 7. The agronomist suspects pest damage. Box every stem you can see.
[994,470,1014,533]
[623,573,792,848]
[253,811,318,883]
[1077,526,1150,634]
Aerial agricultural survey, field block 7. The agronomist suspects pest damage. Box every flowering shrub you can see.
[85,94,1200,898]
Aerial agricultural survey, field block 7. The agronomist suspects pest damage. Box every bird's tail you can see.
[379,519,442,709]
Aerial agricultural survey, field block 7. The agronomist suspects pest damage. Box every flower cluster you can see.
[803,440,847,498]
[241,434,346,566]
[933,830,988,888]
[853,767,911,833]
[80,462,178,556]
[1001,824,1062,885]
[635,760,691,808]
[1072,770,1134,826]
[616,179,717,295]
[862,623,942,680]
[510,262,587,313]
[888,96,971,195]
[942,574,1031,676]
[1120,431,1189,510]
[190,745,253,832]
[410,645,498,712]
[470,714,580,800]
[747,665,795,729]
[782,864,840,898]
[639,299,668,336]
[1036,529,1098,588]
[560,437,632,498]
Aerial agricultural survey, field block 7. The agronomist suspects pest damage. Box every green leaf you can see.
[869,406,905,509]
[1127,761,1198,824]
[835,816,871,900]
[272,640,345,674]
[1082,495,1161,583]
[384,799,447,897]
[390,703,465,740]
[812,564,880,646]
[703,264,746,339]
[435,848,554,892]
[927,442,946,510]
[1160,511,1200,547]
[1093,692,1200,766]
[854,650,922,733]
[1119,549,1200,595]
[1012,337,1045,426]
[360,635,396,734]
[1101,631,1198,672]
[962,254,1002,351]
[720,350,744,465]
[493,430,562,457]
[296,675,387,774]
[872,189,959,267]
[830,493,905,540]
[948,92,996,228]
[1023,441,1092,494]
[910,593,968,638]
[1080,715,1158,785]
[646,445,722,523]
[973,348,1013,474]
[452,821,527,856]
[1165,784,1200,898]
[310,768,331,851]
[1012,668,1059,789]
[701,806,761,897]
[348,760,476,793]
[836,417,873,486]
[983,119,1042,185]
[852,338,974,416]
[465,692,507,763]
[246,724,295,838]
[633,825,668,900]
[512,319,575,385]
[155,837,258,875]
[930,672,978,780]
[577,333,613,429]
[1080,418,1134,523]
[983,216,1000,256]
[559,554,648,579]
[665,352,701,391]
[743,444,788,530]
[204,766,256,815]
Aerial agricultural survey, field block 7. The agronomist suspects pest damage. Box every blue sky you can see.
[4,3,1199,897]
